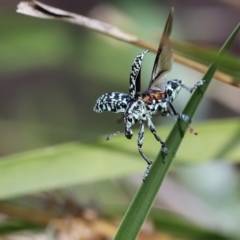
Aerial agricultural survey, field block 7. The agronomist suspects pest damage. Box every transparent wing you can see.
[129,50,149,99]
[148,8,174,89]
[93,92,132,113]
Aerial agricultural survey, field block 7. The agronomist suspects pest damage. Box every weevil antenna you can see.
[106,131,124,141]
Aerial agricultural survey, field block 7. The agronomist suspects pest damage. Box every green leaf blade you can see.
[113,23,240,240]
[0,119,239,200]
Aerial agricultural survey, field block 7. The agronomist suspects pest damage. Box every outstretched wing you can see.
[93,92,132,113]
[148,8,174,89]
[129,50,149,99]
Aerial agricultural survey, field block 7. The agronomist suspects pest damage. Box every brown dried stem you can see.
[17,0,240,88]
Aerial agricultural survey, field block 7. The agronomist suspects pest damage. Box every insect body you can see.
[93,9,204,179]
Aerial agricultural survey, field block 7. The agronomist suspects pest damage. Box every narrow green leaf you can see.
[113,24,240,240]
[172,40,240,72]
[0,118,239,200]
[0,142,144,200]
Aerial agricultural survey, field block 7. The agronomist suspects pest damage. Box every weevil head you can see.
[165,79,183,102]
[125,127,133,139]
[124,99,146,139]
[124,112,136,140]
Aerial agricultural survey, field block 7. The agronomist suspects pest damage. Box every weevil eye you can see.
[167,89,172,95]
[127,116,133,122]
[178,80,183,84]
[171,81,179,89]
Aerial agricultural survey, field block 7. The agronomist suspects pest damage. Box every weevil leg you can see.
[142,164,152,182]
[167,102,198,135]
[137,121,152,165]
[168,102,190,123]
[147,118,168,155]
[180,80,205,93]
[137,121,153,182]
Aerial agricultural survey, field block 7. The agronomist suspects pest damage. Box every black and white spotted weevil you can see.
[93,9,204,180]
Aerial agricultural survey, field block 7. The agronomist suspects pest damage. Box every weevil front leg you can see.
[137,121,153,181]
[137,121,152,166]
[180,80,205,93]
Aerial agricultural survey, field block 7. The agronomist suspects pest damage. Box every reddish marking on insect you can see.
[142,91,165,104]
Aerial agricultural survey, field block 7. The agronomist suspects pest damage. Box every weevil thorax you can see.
[124,99,147,139]
[141,79,184,116]
[165,79,183,102]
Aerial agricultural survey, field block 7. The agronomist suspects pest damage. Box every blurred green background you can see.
[0,0,240,239]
